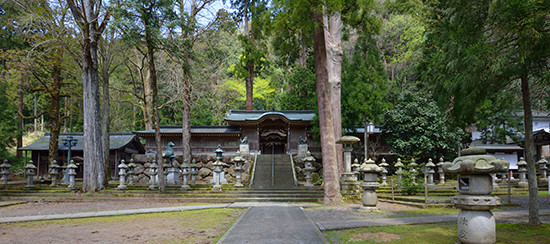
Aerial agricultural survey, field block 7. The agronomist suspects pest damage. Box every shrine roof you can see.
[19,133,144,152]
[133,126,241,135]
[225,110,315,122]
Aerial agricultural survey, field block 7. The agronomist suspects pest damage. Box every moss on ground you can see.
[325,223,550,244]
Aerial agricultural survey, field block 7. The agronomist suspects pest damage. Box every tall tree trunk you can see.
[143,59,154,131]
[313,11,341,206]
[147,42,164,192]
[48,50,63,166]
[101,62,111,184]
[326,12,343,174]
[245,64,255,110]
[17,75,24,158]
[520,74,541,226]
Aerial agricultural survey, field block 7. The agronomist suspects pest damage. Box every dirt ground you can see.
[0,204,243,244]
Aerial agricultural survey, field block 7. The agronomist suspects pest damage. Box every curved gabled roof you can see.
[19,133,145,153]
[225,110,315,122]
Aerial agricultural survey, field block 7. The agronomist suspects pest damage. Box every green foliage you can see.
[382,91,465,161]
[224,73,278,109]
[342,34,391,130]
[474,91,523,144]
[398,169,423,195]
[279,65,317,110]
[0,82,18,159]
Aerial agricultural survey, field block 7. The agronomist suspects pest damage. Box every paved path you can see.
[218,206,327,244]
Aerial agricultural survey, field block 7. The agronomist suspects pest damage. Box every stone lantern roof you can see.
[443,145,509,174]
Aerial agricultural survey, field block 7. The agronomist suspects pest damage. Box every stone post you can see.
[0,160,11,185]
[359,158,383,211]
[537,156,548,185]
[190,159,198,185]
[436,157,445,185]
[149,160,158,190]
[212,146,225,192]
[517,157,528,188]
[67,160,78,190]
[303,152,315,187]
[232,151,245,187]
[379,158,389,186]
[426,158,436,189]
[25,160,37,189]
[181,160,191,191]
[49,160,61,186]
[117,159,128,190]
[394,158,405,183]
[336,136,361,193]
[409,159,418,181]
[127,159,137,186]
[443,145,508,244]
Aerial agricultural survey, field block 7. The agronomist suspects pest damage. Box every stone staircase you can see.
[251,154,296,189]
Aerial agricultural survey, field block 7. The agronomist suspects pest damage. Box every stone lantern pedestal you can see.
[0,160,11,185]
[49,160,61,186]
[336,136,361,193]
[517,157,528,188]
[443,145,508,244]
[232,152,245,187]
[303,152,315,187]
[359,158,383,211]
[425,158,436,190]
[181,160,191,191]
[24,161,37,189]
[537,157,548,185]
[117,159,128,190]
[67,160,78,190]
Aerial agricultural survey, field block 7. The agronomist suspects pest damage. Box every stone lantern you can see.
[232,151,245,187]
[67,160,78,190]
[537,156,548,184]
[425,158,436,189]
[359,158,383,211]
[127,159,137,186]
[379,158,389,186]
[49,160,61,186]
[190,159,199,185]
[24,160,37,189]
[181,160,191,191]
[517,157,528,188]
[409,158,418,181]
[303,152,316,187]
[0,159,11,185]
[212,145,227,192]
[117,159,128,190]
[148,160,158,190]
[443,145,508,244]
[336,136,361,189]
[437,157,446,185]
[394,158,405,182]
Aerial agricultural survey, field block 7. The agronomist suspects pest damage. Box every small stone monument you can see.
[0,159,11,185]
[394,158,405,182]
[24,160,37,189]
[537,156,548,184]
[127,159,137,186]
[517,157,528,188]
[351,159,361,180]
[443,145,508,244]
[336,136,361,192]
[409,158,418,181]
[181,160,191,191]
[379,158,389,186]
[212,145,227,192]
[232,151,245,187]
[297,136,308,157]
[117,159,128,190]
[437,157,446,185]
[239,137,250,156]
[303,152,315,187]
[67,160,78,190]
[148,160,158,190]
[190,159,198,185]
[425,158,436,189]
[49,160,61,186]
[359,158,383,211]
[211,145,228,184]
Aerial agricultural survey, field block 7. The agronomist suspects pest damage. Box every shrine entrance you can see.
[259,119,288,154]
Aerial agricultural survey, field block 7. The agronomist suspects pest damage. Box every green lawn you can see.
[325,223,550,244]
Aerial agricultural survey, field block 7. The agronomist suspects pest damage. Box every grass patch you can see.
[324,223,550,244]
[386,207,459,218]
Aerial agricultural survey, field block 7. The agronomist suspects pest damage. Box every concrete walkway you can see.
[218,206,327,244]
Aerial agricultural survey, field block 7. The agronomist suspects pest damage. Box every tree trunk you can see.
[143,61,154,130]
[181,74,192,164]
[17,75,24,158]
[101,60,111,184]
[146,42,164,192]
[326,12,343,174]
[48,50,63,166]
[520,74,541,226]
[313,11,341,206]
[245,64,255,110]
